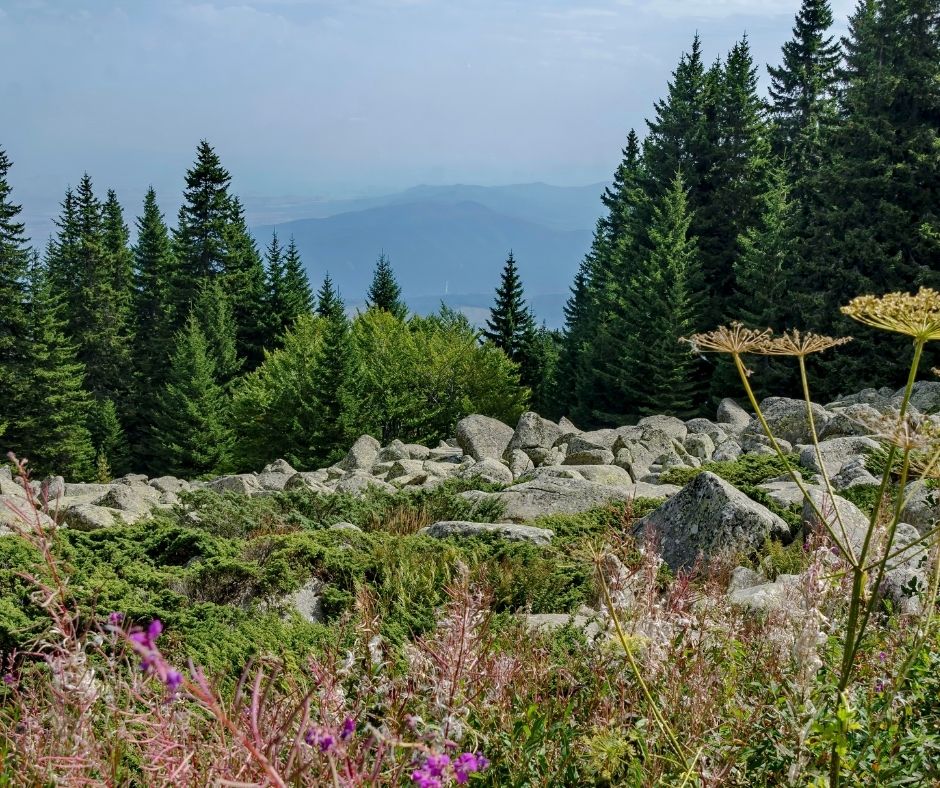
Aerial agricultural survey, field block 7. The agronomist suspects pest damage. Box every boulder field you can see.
[3,382,936,615]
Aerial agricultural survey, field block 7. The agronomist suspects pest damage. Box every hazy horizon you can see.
[2,0,856,243]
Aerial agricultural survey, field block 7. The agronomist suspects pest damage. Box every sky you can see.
[1,0,857,240]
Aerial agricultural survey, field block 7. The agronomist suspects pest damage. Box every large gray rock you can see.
[149,476,191,495]
[338,435,382,472]
[506,449,534,479]
[686,418,729,445]
[613,427,691,482]
[634,472,791,571]
[404,443,431,461]
[712,440,743,462]
[94,485,156,517]
[571,465,635,486]
[900,480,940,536]
[0,476,26,499]
[419,520,554,545]
[386,459,427,480]
[744,397,831,447]
[465,477,678,522]
[40,476,66,502]
[741,431,793,457]
[716,398,752,432]
[334,472,396,495]
[285,579,325,624]
[456,458,513,486]
[683,433,715,462]
[207,474,262,496]
[558,416,581,434]
[62,504,127,530]
[820,403,881,439]
[563,447,615,466]
[377,439,411,463]
[455,415,514,462]
[797,436,880,477]
[506,412,564,465]
[522,610,604,640]
[729,574,804,613]
[802,489,870,557]
[903,381,940,414]
[284,472,331,494]
[636,414,687,442]
[256,471,293,491]
[262,459,297,476]
[0,494,56,532]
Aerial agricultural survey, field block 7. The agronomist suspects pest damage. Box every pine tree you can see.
[697,37,773,330]
[556,261,593,421]
[152,315,233,477]
[366,253,407,319]
[797,0,940,396]
[767,0,841,179]
[620,174,703,417]
[173,140,232,310]
[101,189,135,318]
[316,272,345,321]
[309,309,352,464]
[482,252,532,354]
[129,188,180,471]
[0,148,31,443]
[282,237,314,321]
[87,397,130,477]
[222,197,272,368]
[192,277,241,384]
[50,175,134,414]
[264,230,288,337]
[17,259,95,479]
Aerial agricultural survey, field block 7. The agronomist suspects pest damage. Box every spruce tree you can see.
[101,189,135,318]
[620,173,703,417]
[264,230,288,338]
[0,148,31,443]
[482,252,532,354]
[556,261,593,422]
[152,315,233,477]
[87,397,130,477]
[316,272,345,321]
[223,197,272,368]
[309,308,352,464]
[173,140,232,310]
[192,277,241,385]
[130,188,180,471]
[17,259,95,479]
[767,0,841,180]
[798,0,940,396]
[366,253,407,319]
[282,237,314,320]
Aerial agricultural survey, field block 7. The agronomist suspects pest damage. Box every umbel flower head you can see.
[683,323,772,355]
[841,288,940,341]
[760,329,852,358]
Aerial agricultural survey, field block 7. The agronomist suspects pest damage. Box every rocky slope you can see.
[4,383,937,617]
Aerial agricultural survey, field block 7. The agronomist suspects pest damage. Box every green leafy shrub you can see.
[659,453,797,487]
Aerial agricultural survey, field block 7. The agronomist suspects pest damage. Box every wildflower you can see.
[130,619,163,650]
[304,727,335,753]
[411,753,451,788]
[759,329,851,357]
[164,669,183,693]
[107,611,124,626]
[340,717,355,740]
[683,323,773,356]
[841,288,940,341]
[878,651,887,663]
[875,678,887,693]
[2,673,15,686]
[454,752,490,783]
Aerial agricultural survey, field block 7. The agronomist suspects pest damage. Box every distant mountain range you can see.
[250,182,606,329]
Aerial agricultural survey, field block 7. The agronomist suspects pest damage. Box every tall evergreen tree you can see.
[366,253,407,320]
[129,188,180,471]
[482,252,533,355]
[309,308,352,464]
[17,259,95,479]
[49,175,134,415]
[264,230,288,337]
[316,272,345,321]
[152,315,233,477]
[620,174,703,417]
[282,237,314,321]
[222,197,271,368]
[101,189,135,314]
[87,397,130,478]
[173,140,232,310]
[767,0,841,179]
[798,0,940,396]
[556,261,593,422]
[0,148,31,443]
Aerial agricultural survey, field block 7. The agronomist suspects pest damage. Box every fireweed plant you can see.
[686,288,940,787]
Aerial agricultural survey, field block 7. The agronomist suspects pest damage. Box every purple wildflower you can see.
[2,673,15,686]
[454,752,489,783]
[878,651,887,663]
[425,753,451,777]
[875,678,887,693]
[340,717,356,740]
[107,611,124,626]
[304,727,335,753]
[164,669,183,693]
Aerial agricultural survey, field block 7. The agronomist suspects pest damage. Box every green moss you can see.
[659,453,798,488]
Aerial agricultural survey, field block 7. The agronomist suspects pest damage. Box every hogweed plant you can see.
[686,288,940,787]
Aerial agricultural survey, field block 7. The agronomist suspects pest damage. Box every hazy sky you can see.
[1,0,856,238]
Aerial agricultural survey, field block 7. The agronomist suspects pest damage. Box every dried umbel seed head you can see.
[841,288,940,341]
[683,323,773,355]
[760,329,852,357]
